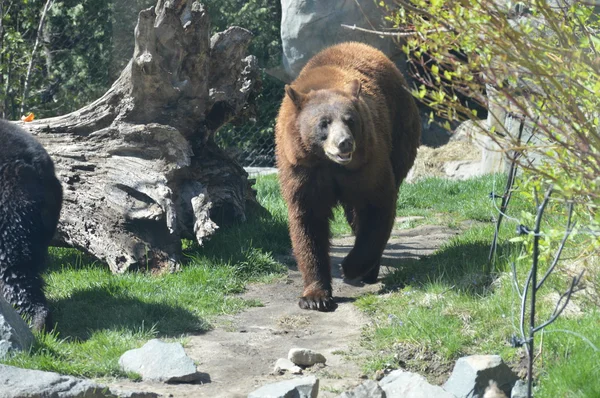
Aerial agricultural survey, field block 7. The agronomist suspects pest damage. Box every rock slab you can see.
[380,370,456,398]
[0,364,159,398]
[119,339,199,383]
[338,380,386,398]
[247,376,319,398]
[443,355,518,398]
[0,295,34,358]
[288,348,326,366]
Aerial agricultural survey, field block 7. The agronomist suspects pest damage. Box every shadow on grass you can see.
[50,286,206,341]
[183,208,291,268]
[381,241,514,295]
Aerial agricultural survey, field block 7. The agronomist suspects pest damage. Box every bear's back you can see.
[0,119,55,172]
[296,42,408,99]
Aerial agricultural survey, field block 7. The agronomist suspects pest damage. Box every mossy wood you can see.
[17,0,260,273]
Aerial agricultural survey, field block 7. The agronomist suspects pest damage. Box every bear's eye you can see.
[319,119,330,129]
[343,115,355,127]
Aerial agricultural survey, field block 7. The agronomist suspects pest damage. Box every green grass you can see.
[353,174,600,397]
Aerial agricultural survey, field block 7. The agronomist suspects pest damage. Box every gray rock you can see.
[510,380,528,398]
[274,357,303,374]
[119,339,199,383]
[0,364,160,397]
[339,380,386,398]
[288,348,326,366]
[0,295,34,358]
[380,370,456,398]
[248,376,319,398]
[280,0,403,79]
[443,355,518,398]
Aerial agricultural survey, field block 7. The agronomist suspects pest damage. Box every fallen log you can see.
[18,0,260,273]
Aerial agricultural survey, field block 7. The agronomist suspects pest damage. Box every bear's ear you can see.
[285,85,306,109]
[345,79,361,99]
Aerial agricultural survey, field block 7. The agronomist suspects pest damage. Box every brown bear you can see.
[275,42,421,311]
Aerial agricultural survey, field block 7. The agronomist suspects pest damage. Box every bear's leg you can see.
[341,195,396,283]
[1,268,51,331]
[287,199,336,311]
[343,204,358,235]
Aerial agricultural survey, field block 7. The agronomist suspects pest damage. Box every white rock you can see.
[119,339,200,383]
[274,357,303,374]
[288,348,326,366]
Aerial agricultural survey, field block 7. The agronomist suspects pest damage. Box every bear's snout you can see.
[324,126,355,165]
[337,136,354,154]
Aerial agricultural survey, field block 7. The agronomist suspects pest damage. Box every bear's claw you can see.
[298,295,337,311]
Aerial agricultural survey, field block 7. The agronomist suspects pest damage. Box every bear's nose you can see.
[337,137,354,153]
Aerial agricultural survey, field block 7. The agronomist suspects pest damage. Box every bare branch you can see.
[533,270,585,333]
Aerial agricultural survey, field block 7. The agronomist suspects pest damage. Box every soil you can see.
[107,222,459,397]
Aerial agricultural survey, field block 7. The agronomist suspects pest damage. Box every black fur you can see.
[0,119,62,331]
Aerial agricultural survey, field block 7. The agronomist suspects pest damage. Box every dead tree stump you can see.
[17,1,261,273]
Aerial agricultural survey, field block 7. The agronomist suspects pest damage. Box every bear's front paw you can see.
[342,254,380,283]
[298,291,336,311]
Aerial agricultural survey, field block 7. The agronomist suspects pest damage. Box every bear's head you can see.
[284,79,362,166]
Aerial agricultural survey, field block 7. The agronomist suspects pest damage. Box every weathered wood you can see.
[17,1,260,273]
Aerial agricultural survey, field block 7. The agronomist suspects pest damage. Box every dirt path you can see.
[108,222,458,397]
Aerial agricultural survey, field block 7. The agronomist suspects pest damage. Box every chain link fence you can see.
[214,72,283,167]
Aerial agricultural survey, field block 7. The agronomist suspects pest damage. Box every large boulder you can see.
[280,0,403,79]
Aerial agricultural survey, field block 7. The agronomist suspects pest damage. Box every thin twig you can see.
[511,262,523,299]
[340,24,450,37]
[536,202,575,290]
[533,270,585,333]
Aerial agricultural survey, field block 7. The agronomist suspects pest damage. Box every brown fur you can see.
[275,42,421,310]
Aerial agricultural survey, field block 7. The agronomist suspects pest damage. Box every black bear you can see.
[0,119,62,331]
[275,42,421,311]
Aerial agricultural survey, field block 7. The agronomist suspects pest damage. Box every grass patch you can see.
[396,174,514,225]
[2,176,290,378]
